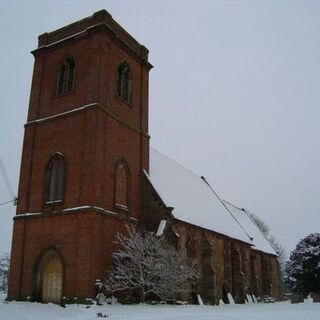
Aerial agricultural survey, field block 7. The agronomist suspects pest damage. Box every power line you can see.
[0,199,15,206]
[0,155,16,200]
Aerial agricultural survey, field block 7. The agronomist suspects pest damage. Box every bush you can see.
[285,233,320,296]
[105,226,197,303]
[0,253,10,293]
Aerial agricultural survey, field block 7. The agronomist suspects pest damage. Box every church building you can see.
[7,10,281,304]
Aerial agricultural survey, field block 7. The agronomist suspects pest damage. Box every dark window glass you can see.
[114,160,130,210]
[45,154,65,203]
[57,64,66,95]
[67,60,75,92]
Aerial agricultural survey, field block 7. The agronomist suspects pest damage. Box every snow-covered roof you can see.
[146,148,277,256]
[223,201,277,255]
[146,148,252,245]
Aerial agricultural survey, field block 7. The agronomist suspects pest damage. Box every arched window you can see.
[57,58,75,95]
[117,62,132,102]
[186,235,196,259]
[44,153,65,203]
[114,159,130,210]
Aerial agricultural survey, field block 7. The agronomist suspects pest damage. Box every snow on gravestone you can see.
[197,294,204,306]
[156,220,167,236]
[227,293,235,304]
[246,294,253,304]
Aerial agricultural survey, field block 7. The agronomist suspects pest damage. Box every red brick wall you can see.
[8,10,151,301]
[140,170,283,305]
[143,207,282,303]
[8,210,128,300]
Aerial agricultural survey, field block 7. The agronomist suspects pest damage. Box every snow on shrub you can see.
[104,226,198,303]
[0,253,10,293]
[285,233,320,296]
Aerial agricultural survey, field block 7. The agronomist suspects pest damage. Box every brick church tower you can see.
[8,10,152,302]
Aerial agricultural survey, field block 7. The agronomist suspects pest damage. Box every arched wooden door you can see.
[41,255,63,303]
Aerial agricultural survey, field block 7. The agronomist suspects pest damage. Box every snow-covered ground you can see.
[1,294,319,320]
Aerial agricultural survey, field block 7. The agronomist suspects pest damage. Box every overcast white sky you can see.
[0,0,320,257]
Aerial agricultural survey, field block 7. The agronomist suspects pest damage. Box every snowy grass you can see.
[1,293,319,320]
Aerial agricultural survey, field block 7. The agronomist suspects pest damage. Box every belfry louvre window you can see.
[57,58,75,95]
[117,62,132,102]
[44,153,65,203]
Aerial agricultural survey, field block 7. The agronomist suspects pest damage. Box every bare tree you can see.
[0,253,10,293]
[269,236,286,269]
[246,210,270,236]
[246,209,286,261]
[246,209,287,293]
[105,226,197,303]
